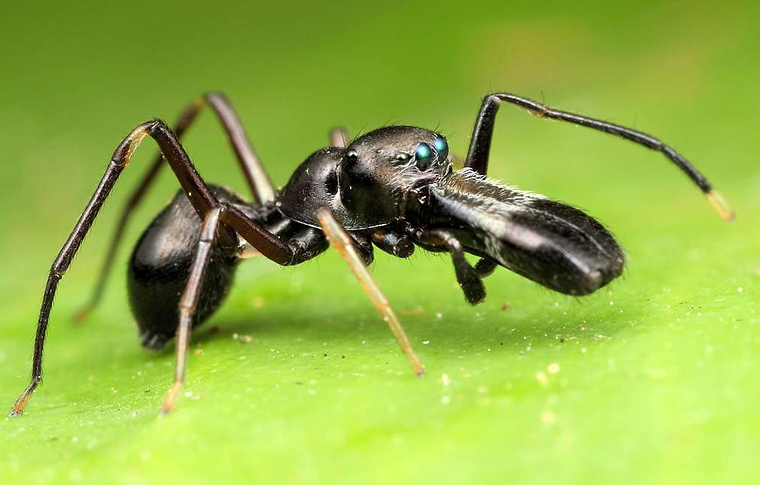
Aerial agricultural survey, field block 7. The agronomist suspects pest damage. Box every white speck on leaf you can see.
[536,372,548,386]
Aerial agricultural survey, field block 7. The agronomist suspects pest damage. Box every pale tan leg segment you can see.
[706,190,735,221]
[316,207,425,376]
[161,207,224,415]
[330,128,349,148]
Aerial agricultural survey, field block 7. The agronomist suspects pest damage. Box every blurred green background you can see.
[1,1,758,484]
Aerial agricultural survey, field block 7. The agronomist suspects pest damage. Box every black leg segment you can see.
[10,119,291,417]
[465,93,733,220]
[421,229,486,305]
[75,93,276,322]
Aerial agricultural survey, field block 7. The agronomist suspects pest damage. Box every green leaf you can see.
[2,2,759,484]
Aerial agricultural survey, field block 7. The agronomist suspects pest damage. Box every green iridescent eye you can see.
[434,136,448,159]
[415,143,433,169]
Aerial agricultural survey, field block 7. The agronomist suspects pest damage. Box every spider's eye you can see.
[434,136,448,160]
[414,143,433,169]
[345,150,359,165]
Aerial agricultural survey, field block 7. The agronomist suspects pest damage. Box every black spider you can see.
[10,92,733,416]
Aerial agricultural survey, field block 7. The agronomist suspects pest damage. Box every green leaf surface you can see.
[2,1,758,484]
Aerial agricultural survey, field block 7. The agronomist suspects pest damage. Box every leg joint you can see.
[49,266,65,279]
[178,303,196,315]
[483,93,503,107]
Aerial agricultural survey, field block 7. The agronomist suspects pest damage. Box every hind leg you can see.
[75,93,276,322]
[10,119,293,417]
[160,207,224,415]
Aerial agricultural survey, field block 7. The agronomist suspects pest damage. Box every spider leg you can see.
[203,92,276,203]
[421,230,486,305]
[473,258,498,277]
[74,93,275,322]
[370,229,415,258]
[316,207,424,376]
[10,119,293,417]
[161,207,223,416]
[330,127,349,148]
[465,93,733,221]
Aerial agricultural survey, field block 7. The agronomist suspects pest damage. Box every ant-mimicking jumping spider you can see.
[10,92,733,416]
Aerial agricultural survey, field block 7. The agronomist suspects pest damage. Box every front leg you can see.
[465,92,733,221]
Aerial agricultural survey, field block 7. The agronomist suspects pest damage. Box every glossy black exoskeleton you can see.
[11,92,733,417]
[128,186,243,350]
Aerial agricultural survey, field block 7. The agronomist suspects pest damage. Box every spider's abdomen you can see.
[128,186,242,349]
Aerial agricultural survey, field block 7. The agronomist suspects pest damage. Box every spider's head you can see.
[337,126,453,226]
[278,126,452,229]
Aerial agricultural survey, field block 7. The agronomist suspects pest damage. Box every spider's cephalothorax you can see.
[278,126,454,230]
[10,92,732,417]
